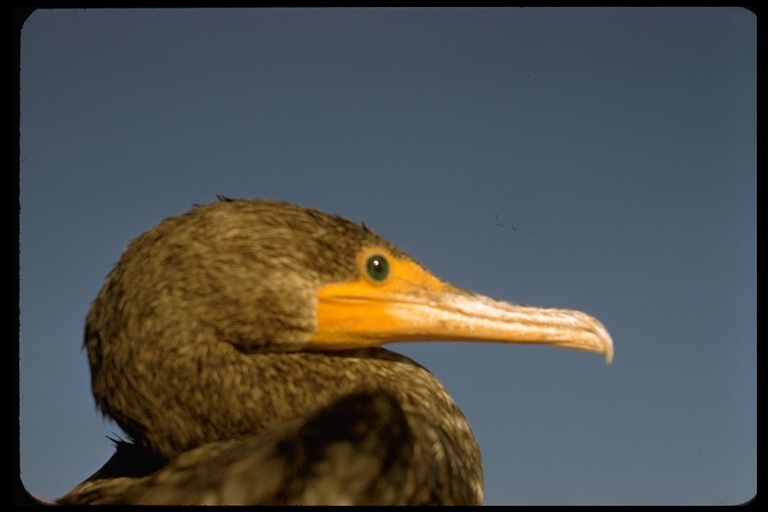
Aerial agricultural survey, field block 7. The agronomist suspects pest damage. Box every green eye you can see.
[365,254,390,283]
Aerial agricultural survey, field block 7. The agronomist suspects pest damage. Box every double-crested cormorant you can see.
[57,198,612,505]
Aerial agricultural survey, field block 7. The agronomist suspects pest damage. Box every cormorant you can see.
[58,198,612,505]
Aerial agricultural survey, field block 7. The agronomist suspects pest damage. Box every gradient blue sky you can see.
[19,8,755,505]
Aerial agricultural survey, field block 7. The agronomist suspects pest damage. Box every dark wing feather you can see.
[59,391,416,505]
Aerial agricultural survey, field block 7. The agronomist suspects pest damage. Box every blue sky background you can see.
[18,8,755,505]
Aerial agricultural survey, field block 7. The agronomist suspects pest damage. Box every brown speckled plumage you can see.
[60,198,484,505]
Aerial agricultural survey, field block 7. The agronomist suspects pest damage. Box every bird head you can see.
[84,197,612,459]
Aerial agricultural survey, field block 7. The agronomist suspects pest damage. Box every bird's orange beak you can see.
[310,248,613,364]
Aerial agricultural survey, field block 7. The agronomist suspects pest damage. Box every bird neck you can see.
[92,345,483,504]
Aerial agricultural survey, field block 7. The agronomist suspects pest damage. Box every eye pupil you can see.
[366,254,390,282]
